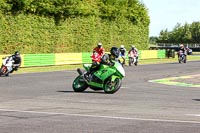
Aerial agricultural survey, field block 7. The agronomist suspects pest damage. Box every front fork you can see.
[109,75,119,87]
[77,68,90,83]
[77,68,83,75]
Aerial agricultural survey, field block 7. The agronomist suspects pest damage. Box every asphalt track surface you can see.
[0,61,200,133]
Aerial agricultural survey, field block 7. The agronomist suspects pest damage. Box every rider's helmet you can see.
[130,45,135,50]
[97,42,102,48]
[110,47,120,58]
[14,51,20,57]
[180,44,184,48]
[120,45,124,48]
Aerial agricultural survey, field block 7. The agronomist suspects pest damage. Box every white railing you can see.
[157,43,200,48]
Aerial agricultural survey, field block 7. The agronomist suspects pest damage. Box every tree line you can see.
[150,22,200,44]
[0,0,149,26]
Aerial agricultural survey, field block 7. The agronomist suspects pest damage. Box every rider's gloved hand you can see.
[109,62,115,66]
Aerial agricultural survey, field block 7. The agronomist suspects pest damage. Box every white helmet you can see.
[98,42,102,46]
[180,44,184,47]
[131,45,135,48]
[120,45,124,48]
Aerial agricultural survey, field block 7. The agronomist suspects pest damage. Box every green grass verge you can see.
[139,55,200,65]
[16,64,82,74]
[15,55,200,74]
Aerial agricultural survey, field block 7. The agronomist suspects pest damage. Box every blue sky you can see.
[141,0,200,36]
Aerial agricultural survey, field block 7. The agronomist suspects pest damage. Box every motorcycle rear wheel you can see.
[104,77,122,94]
[0,66,7,76]
[72,76,88,92]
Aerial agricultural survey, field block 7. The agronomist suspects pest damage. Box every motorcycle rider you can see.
[128,45,139,60]
[178,44,187,62]
[86,50,102,78]
[10,51,21,73]
[91,50,101,63]
[84,47,119,81]
[93,42,105,57]
[119,45,126,65]
[1,51,21,76]
[101,46,120,65]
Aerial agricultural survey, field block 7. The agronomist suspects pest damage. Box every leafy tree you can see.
[182,23,192,43]
[190,22,200,43]
[158,29,169,43]
[149,36,158,44]
[157,22,200,44]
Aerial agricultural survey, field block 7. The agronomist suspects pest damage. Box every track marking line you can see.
[121,86,129,89]
[186,114,200,117]
[149,74,200,88]
[0,109,200,124]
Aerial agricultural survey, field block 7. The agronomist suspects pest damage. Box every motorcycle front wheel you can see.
[134,60,138,66]
[128,57,132,66]
[104,77,122,94]
[179,55,185,64]
[72,76,88,92]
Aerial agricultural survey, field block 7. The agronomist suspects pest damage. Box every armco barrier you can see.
[140,50,157,59]
[82,52,92,64]
[55,53,82,65]
[24,54,55,67]
[0,50,166,67]
[157,50,166,58]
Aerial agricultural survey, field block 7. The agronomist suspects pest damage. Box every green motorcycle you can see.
[72,60,125,94]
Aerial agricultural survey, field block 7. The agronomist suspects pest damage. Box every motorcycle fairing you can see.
[88,69,118,88]
[94,67,116,81]
[110,75,119,82]
[113,61,125,77]
[88,81,103,88]
[83,64,92,72]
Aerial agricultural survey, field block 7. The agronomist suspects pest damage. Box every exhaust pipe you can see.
[77,68,83,75]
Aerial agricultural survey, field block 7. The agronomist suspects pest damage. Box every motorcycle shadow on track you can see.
[57,90,105,94]
[192,99,200,102]
[165,62,184,64]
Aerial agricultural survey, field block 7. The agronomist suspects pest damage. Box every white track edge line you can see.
[0,109,200,124]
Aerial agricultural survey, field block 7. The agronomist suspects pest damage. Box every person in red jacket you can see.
[91,50,101,63]
[84,50,102,80]
[93,42,105,57]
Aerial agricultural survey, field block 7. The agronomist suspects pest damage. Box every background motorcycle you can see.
[178,51,186,63]
[118,54,126,67]
[128,51,138,66]
[0,57,14,76]
[72,60,125,94]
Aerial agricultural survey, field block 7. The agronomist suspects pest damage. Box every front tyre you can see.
[72,76,88,92]
[184,56,186,63]
[178,57,181,63]
[134,62,138,66]
[134,59,138,66]
[128,57,132,66]
[104,77,122,94]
